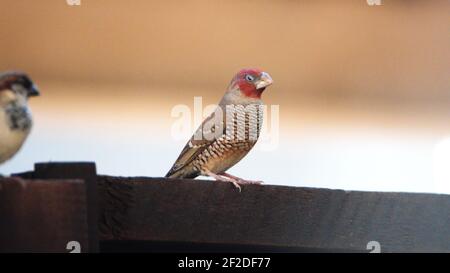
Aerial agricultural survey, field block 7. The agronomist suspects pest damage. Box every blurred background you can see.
[0,0,449,193]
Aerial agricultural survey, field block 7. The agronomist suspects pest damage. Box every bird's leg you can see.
[201,169,241,192]
[220,173,263,185]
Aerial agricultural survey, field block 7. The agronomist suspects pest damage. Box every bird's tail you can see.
[165,170,180,178]
[165,167,199,179]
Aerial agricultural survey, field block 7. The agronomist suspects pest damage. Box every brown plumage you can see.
[0,71,39,165]
[166,68,273,190]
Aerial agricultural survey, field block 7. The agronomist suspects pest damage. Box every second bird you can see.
[0,71,39,165]
[166,68,273,191]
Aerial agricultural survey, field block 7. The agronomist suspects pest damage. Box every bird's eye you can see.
[245,74,254,82]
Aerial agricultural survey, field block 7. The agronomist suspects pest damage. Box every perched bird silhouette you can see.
[166,68,273,190]
[0,71,39,165]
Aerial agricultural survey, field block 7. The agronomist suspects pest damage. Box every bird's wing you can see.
[165,108,226,177]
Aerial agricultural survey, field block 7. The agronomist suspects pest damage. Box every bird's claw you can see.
[203,170,263,192]
[220,177,242,192]
[231,182,242,192]
[228,178,263,192]
[236,179,263,185]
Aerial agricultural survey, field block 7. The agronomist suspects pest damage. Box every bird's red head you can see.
[228,68,273,99]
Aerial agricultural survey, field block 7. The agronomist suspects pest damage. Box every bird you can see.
[0,71,39,165]
[166,68,273,191]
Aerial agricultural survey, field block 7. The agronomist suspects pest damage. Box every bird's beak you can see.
[28,84,40,97]
[255,72,273,90]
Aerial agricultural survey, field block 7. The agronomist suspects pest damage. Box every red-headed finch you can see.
[166,68,273,191]
[0,71,39,165]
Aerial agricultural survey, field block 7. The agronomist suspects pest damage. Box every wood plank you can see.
[0,178,89,253]
[13,162,99,252]
[98,176,450,252]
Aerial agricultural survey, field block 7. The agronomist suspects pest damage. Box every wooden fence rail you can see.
[1,162,449,253]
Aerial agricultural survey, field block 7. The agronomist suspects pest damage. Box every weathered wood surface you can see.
[13,162,99,253]
[97,176,450,253]
[5,162,450,253]
[0,178,89,253]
